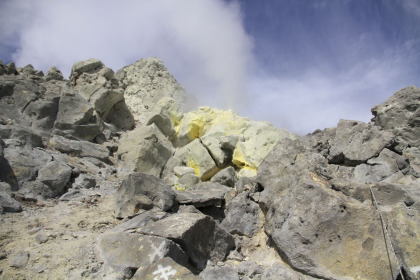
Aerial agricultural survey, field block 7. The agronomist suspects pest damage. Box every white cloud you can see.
[0,0,253,111]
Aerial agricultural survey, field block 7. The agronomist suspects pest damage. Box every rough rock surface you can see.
[1,59,419,280]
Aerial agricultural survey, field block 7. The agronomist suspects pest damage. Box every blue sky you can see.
[0,0,419,134]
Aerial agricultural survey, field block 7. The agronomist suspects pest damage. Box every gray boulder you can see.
[50,135,110,162]
[132,257,200,280]
[221,192,263,237]
[44,66,64,81]
[0,125,43,147]
[200,266,240,280]
[37,161,72,195]
[117,124,174,177]
[371,86,420,150]
[328,119,395,165]
[0,191,22,213]
[174,182,231,208]
[114,172,177,219]
[211,166,237,188]
[264,175,400,280]
[97,232,188,278]
[139,212,235,269]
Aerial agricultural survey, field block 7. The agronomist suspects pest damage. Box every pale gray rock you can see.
[44,66,64,81]
[115,57,186,124]
[221,192,263,237]
[146,107,176,139]
[19,180,56,200]
[70,58,104,81]
[0,191,22,212]
[117,124,173,177]
[403,147,420,176]
[328,119,395,166]
[50,135,110,162]
[261,262,315,280]
[101,100,134,131]
[114,172,176,219]
[174,182,230,208]
[97,232,188,278]
[37,161,72,195]
[132,257,200,280]
[176,172,200,189]
[201,128,229,167]
[211,166,237,188]
[139,212,235,269]
[200,266,239,280]
[264,175,400,280]
[72,174,96,189]
[372,86,420,151]
[23,97,60,131]
[9,251,30,268]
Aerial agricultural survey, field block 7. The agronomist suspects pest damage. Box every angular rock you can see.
[146,106,176,139]
[264,175,400,280]
[114,172,176,218]
[115,57,186,124]
[110,210,169,233]
[371,86,420,150]
[37,161,72,195]
[0,125,43,147]
[200,266,240,280]
[233,122,296,176]
[23,97,60,131]
[201,128,229,167]
[117,124,173,177]
[50,135,110,162]
[163,138,219,181]
[44,66,64,81]
[139,212,235,269]
[174,182,230,208]
[19,180,56,200]
[328,119,395,166]
[211,166,237,188]
[97,232,188,278]
[132,257,200,280]
[0,191,22,213]
[9,251,30,268]
[176,172,200,190]
[221,192,263,237]
[101,100,135,131]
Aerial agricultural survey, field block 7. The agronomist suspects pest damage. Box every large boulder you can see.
[371,86,420,150]
[117,124,174,177]
[264,175,401,280]
[139,212,235,269]
[114,172,177,219]
[115,57,185,124]
[37,161,72,195]
[97,232,188,279]
[70,58,134,130]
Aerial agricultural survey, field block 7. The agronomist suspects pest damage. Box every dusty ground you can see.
[0,192,123,280]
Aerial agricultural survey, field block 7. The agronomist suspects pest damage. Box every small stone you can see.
[10,251,30,268]
[35,232,49,244]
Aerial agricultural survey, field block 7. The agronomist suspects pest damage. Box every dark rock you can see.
[114,173,177,219]
[50,135,110,162]
[210,166,236,188]
[200,266,239,280]
[37,161,72,195]
[110,210,169,233]
[372,86,420,150]
[139,212,235,269]
[19,180,55,200]
[174,182,230,208]
[97,232,188,278]
[262,262,314,280]
[221,192,263,237]
[0,191,22,212]
[0,125,44,147]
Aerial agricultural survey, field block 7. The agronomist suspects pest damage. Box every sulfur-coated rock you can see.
[201,128,229,167]
[174,182,230,208]
[264,175,400,280]
[115,57,186,124]
[328,119,395,166]
[97,232,188,278]
[37,161,72,195]
[132,257,200,280]
[139,212,235,269]
[211,166,237,188]
[371,86,420,151]
[117,124,173,177]
[162,138,218,181]
[200,266,240,280]
[221,192,263,237]
[233,122,296,176]
[114,172,176,219]
[50,135,110,162]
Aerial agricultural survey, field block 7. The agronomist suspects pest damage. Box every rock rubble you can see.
[0,58,419,280]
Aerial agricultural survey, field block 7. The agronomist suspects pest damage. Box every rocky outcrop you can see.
[1,58,419,280]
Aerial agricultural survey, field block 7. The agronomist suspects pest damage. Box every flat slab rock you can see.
[139,212,234,269]
[174,182,231,208]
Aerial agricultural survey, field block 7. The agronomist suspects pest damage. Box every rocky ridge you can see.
[0,58,419,280]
